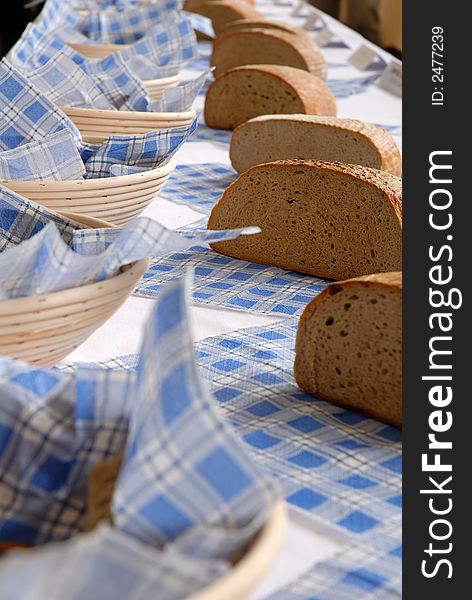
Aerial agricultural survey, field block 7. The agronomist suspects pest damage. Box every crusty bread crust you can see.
[297,272,403,326]
[211,29,326,79]
[230,115,401,175]
[218,18,311,40]
[187,1,263,34]
[204,65,337,129]
[294,272,402,427]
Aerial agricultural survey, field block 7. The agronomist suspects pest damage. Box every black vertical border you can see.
[403,1,469,597]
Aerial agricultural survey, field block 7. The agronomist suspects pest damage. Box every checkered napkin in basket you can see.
[184,12,215,38]
[25,54,115,110]
[0,61,80,150]
[0,273,278,598]
[0,60,84,181]
[114,12,199,80]
[0,186,259,300]
[36,1,198,78]
[149,69,211,113]
[81,117,198,178]
[0,130,85,182]
[11,25,149,112]
[0,525,228,600]
[12,20,201,111]
[79,2,180,44]
[0,61,198,180]
[37,0,179,44]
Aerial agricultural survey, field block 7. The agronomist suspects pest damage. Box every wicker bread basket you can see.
[60,106,195,144]
[1,159,176,226]
[69,41,130,60]
[0,212,148,367]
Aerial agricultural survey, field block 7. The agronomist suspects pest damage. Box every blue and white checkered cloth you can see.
[0,61,198,180]
[115,12,199,80]
[184,11,215,38]
[79,2,180,44]
[81,117,198,178]
[0,130,85,182]
[11,25,149,112]
[37,0,179,44]
[23,53,114,110]
[150,69,211,113]
[0,273,278,598]
[328,74,381,99]
[12,19,201,111]
[190,122,232,145]
[0,525,228,600]
[160,163,237,215]
[35,0,82,34]
[35,3,199,79]
[0,186,259,300]
[267,520,401,598]
[0,187,89,253]
[197,318,401,597]
[0,60,81,152]
[136,245,331,317]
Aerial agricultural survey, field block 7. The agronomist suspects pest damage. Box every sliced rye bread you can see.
[186,1,263,35]
[219,18,311,41]
[204,65,336,130]
[294,272,402,427]
[211,29,326,79]
[207,160,402,279]
[230,115,402,175]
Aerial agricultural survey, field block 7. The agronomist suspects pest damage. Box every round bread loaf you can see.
[204,65,336,130]
[187,1,263,35]
[230,115,401,175]
[211,29,326,78]
[294,272,402,428]
[207,160,402,279]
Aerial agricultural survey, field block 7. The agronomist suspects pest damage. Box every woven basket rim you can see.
[62,106,196,121]
[189,501,287,600]
[69,41,130,51]
[67,117,193,126]
[1,158,176,191]
[143,74,181,86]
[0,258,148,315]
[0,201,147,314]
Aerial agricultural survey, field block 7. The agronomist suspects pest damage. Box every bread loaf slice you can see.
[207,160,402,279]
[211,29,326,78]
[219,18,310,40]
[230,115,401,175]
[204,65,336,130]
[294,272,402,427]
[187,1,263,35]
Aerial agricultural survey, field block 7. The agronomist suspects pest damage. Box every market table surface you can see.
[61,2,402,597]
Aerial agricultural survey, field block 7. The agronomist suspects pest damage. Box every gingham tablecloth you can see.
[21,0,402,598]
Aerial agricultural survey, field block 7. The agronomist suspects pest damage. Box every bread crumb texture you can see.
[294,273,402,427]
[208,160,402,279]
